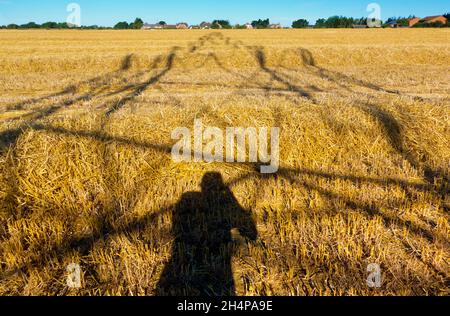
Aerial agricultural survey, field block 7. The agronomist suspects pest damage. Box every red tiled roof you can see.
[423,15,445,21]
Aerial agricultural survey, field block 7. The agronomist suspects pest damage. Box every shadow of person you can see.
[156,172,258,296]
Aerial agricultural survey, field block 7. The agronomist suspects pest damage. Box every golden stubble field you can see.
[0,29,449,295]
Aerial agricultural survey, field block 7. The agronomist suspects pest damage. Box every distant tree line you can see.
[291,16,383,28]
[313,16,361,28]
[2,13,449,30]
[251,19,270,29]
[113,18,144,29]
[0,17,145,30]
[0,21,110,29]
[292,19,309,28]
[290,14,449,28]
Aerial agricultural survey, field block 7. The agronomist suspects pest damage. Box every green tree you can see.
[42,21,59,29]
[20,22,41,29]
[158,21,167,26]
[114,21,130,29]
[6,24,19,29]
[385,17,397,24]
[251,19,270,29]
[443,13,450,26]
[397,18,410,27]
[354,17,368,25]
[325,16,356,28]
[132,18,144,29]
[292,19,309,28]
[57,22,70,29]
[315,18,326,28]
[212,20,232,29]
[234,24,247,29]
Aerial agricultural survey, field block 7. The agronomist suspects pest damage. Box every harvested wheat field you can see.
[0,29,449,296]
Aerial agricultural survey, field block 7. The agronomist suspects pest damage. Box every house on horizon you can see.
[418,15,448,26]
[141,22,190,30]
[200,22,212,29]
[408,17,421,27]
[385,20,402,28]
[141,23,164,30]
[176,22,189,29]
[269,23,282,29]
[245,23,253,29]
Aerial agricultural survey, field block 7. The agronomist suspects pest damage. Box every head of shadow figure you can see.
[156,172,258,296]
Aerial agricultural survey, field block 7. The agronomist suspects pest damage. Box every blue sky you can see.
[0,0,448,26]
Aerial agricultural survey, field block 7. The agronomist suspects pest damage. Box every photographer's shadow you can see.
[156,172,257,296]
